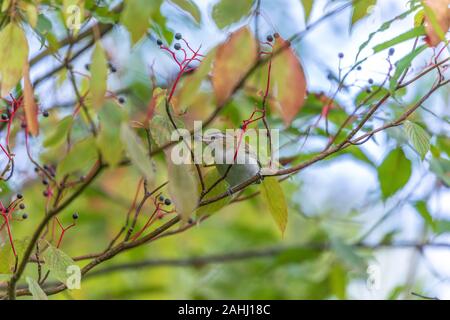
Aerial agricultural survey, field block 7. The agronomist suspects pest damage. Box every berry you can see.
[43,190,49,197]
[188,218,194,224]
[17,193,23,199]
[327,73,333,80]
[266,35,273,42]
[108,62,117,73]
[368,78,374,84]
[174,43,181,50]
[22,213,28,220]
[1,113,8,121]
[388,48,395,56]
[21,122,27,129]
[356,66,362,71]
[175,33,182,40]
[43,111,49,117]
[72,213,79,220]
[85,63,90,71]
[42,179,48,185]
[118,97,125,104]
[19,203,25,210]
[164,198,172,206]
[156,39,163,46]
[366,88,372,94]
[338,52,344,59]
[158,195,165,202]
[34,167,39,173]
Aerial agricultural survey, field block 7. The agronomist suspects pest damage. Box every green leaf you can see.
[301,0,314,22]
[373,26,425,53]
[177,49,215,110]
[121,0,156,44]
[377,148,412,199]
[43,243,78,285]
[435,220,450,234]
[90,43,108,109]
[389,45,427,92]
[120,124,153,181]
[196,168,230,217]
[0,23,29,96]
[330,264,347,300]
[166,153,199,223]
[414,201,436,232]
[26,277,48,300]
[260,177,288,236]
[97,102,125,167]
[331,236,366,272]
[429,157,450,186]
[43,116,73,148]
[212,0,253,29]
[351,0,376,27]
[57,137,98,178]
[404,121,430,159]
[169,0,201,24]
[356,6,418,61]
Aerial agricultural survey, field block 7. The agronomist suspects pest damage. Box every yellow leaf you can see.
[0,23,29,97]
[166,148,199,223]
[90,43,108,109]
[23,62,39,136]
[260,177,288,236]
[212,27,258,106]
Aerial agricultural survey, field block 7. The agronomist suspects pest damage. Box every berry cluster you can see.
[0,194,29,257]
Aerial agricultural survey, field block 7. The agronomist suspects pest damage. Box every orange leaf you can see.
[423,0,450,47]
[271,37,307,125]
[23,62,39,136]
[212,27,258,106]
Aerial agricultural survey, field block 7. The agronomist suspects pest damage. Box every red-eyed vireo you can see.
[200,131,262,192]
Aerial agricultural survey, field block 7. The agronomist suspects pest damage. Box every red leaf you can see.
[270,37,307,125]
[212,27,258,106]
[23,62,39,136]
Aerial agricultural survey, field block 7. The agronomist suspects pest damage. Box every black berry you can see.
[356,66,362,71]
[164,198,172,206]
[21,122,27,129]
[43,191,49,197]
[22,213,28,220]
[366,88,372,94]
[17,193,23,199]
[43,111,49,117]
[388,48,395,56]
[158,195,165,202]
[85,64,90,71]
[1,114,8,121]
[338,52,344,59]
[108,62,117,73]
[174,43,181,50]
[368,78,374,84]
[72,213,79,220]
[118,97,125,104]
[267,35,273,42]
[156,39,163,46]
[175,33,182,40]
[42,179,48,185]
[19,203,25,210]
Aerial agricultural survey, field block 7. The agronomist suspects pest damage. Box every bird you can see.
[200,131,262,193]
